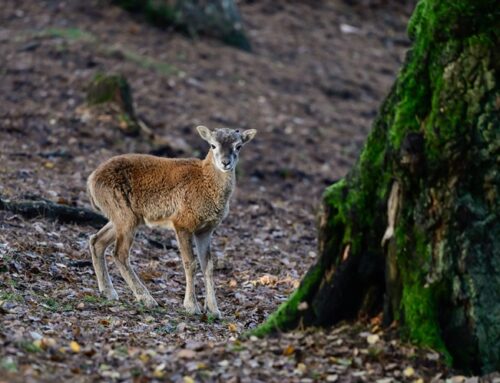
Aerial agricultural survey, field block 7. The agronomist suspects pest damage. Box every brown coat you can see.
[87,151,235,233]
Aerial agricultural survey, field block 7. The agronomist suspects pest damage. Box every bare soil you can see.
[1,0,492,382]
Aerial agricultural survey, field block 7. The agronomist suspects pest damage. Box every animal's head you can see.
[197,126,257,172]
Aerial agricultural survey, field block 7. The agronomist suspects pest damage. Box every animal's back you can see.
[87,154,202,220]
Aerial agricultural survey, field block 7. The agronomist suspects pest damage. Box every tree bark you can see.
[255,0,499,374]
[86,73,140,136]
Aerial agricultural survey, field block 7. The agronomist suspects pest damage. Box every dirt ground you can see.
[1,0,495,382]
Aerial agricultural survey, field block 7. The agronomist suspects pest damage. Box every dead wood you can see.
[0,198,107,229]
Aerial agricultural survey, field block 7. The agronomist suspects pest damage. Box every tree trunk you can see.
[114,0,250,51]
[174,0,250,50]
[255,0,499,374]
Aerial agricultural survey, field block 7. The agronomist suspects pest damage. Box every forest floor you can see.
[0,0,496,382]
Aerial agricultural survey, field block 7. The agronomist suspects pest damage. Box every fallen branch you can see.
[0,198,107,229]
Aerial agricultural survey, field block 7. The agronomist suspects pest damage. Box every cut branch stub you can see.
[86,73,140,136]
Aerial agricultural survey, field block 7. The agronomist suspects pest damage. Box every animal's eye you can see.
[235,145,242,151]
[211,144,216,149]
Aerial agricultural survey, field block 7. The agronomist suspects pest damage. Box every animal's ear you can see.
[196,125,212,142]
[241,129,257,144]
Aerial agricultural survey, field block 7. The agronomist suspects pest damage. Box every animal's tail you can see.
[86,173,101,213]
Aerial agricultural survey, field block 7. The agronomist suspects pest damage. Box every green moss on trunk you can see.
[256,0,500,374]
[86,73,140,136]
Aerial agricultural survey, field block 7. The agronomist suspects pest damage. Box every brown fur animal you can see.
[87,126,257,317]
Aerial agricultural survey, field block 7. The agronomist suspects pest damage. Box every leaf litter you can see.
[0,0,498,382]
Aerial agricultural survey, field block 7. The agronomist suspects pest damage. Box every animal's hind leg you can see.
[89,222,118,300]
[113,221,158,308]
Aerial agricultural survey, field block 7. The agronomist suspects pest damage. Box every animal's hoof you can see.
[205,301,222,319]
[207,308,222,319]
[139,296,159,308]
[102,288,119,301]
[184,300,202,315]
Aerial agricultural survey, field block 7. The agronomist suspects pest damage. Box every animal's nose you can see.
[222,159,231,166]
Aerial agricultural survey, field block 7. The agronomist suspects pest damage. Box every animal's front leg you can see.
[175,228,202,315]
[194,230,221,318]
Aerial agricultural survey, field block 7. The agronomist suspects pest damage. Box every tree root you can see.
[0,197,107,228]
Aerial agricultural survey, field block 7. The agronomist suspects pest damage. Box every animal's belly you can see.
[144,217,175,229]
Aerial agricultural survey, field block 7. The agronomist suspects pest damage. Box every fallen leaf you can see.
[403,367,415,377]
[283,345,295,356]
[99,319,110,326]
[296,363,307,374]
[183,377,195,383]
[72,325,81,338]
[219,360,229,367]
[42,338,56,349]
[259,274,278,285]
[340,23,360,34]
[101,370,120,379]
[30,331,43,340]
[69,341,81,353]
[228,323,238,333]
[33,339,43,349]
[178,349,196,359]
[139,352,150,363]
[426,352,440,361]
[367,334,380,345]
[153,363,166,378]
[335,358,352,366]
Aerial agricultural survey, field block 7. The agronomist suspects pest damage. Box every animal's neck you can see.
[202,151,235,193]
